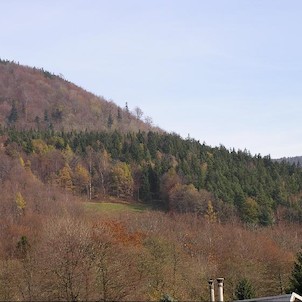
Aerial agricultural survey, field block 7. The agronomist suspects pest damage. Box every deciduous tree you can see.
[58,163,73,190]
[15,192,26,214]
[109,162,134,199]
[73,163,90,196]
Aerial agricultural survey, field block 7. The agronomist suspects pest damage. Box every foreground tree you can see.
[235,278,255,300]
[289,247,302,294]
[91,222,141,301]
[39,218,93,301]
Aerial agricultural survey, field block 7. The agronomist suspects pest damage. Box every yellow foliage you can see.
[73,163,90,194]
[201,162,208,173]
[62,144,74,162]
[242,197,260,224]
[19,156,33,173]
[32,139,52,154]
[110,162,134,198]
[204,200,217,223]
[19,156,25,167]
[25,159,31,171]
[16,192,26,212]
[58,163,73,190]
[75,163,90,184]
[207,151,213,158]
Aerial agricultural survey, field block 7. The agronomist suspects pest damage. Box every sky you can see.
[1,0,302,158]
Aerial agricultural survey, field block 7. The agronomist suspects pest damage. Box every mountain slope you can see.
[0,59,156,132]
[1,60,302,302]
[1,59,302,227]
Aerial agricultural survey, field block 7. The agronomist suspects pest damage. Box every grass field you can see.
[84,201,150,213]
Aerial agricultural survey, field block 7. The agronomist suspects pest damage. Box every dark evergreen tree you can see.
[51,108,63,121]
[159,293,176,302]
[107,113,113,129]
[117,107,122,121]
[147,131,158,158]
[139,167,151,201]
[34,116,40,126]
[235,278,255,300]
[16,235,30,258]
[7,101,18,124]
[44,109,49,122]
[290,248,302,294]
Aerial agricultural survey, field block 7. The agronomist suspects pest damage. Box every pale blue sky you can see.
[1,0,302,158]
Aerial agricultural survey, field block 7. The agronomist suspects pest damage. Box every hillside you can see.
[0,59,156,132]
[1,60,302,301]
[0,60,302,226]
[2,127,302,226]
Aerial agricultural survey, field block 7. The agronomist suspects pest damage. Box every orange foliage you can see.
[94,219,145,247]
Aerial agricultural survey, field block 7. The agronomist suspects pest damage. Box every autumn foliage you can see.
[0,60,302,301]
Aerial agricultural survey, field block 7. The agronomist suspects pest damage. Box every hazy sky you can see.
[1,0,302,158]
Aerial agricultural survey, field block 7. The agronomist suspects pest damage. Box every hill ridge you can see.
[0,59,157,133]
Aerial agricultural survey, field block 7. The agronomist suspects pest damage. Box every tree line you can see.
[2,127,302,225]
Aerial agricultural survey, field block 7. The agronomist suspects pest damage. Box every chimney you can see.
[208,279,215,302]
[217,278,224,302]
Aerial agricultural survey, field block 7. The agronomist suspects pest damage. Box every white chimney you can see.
[217,278,224,302]
[208,279,215,302]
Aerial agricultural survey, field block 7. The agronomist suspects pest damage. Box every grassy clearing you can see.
[83,201,150,213]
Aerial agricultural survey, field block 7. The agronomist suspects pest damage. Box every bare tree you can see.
[144,116,153,126]
[39,217,94,301]
[133,106,143,120]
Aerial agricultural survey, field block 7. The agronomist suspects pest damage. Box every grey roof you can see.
[234,294,291,302]
[233,293,302,302]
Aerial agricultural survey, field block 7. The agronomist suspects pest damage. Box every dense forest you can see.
[0,131,301,300]
[1,59,302,301]
[2,127,302,226]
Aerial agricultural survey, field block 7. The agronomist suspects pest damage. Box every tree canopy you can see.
[2,127,302,225]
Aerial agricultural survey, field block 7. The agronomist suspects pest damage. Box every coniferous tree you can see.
[16,236,30,258]
[125,102,129,113]
[159,293,176,302]
[117,108,122,122]
[235,278,255,300]
[139,167,151,201]
[7,101,18,124]
[34,116,40,126]
[290,248,302,294]
[44,110,49,122]
[107,113,113,129]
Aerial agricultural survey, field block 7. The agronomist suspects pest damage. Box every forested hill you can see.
[1,59,302,226]
[0,59,157,132]
[2,127,302,226]
[2,60,302,302]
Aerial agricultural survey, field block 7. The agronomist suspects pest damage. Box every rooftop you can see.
[233,293,302,302]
